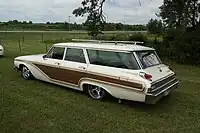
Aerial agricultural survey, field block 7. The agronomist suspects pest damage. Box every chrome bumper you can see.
[145,79,179,104]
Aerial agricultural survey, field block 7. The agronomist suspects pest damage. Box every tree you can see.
[147,19,164,35]
[73,0,146,37]
[159,0,200,28]
[13,20,19,24]
[73,0,106,38]
[22,21,27,24]
[159,0,200,65]
[46,22,51,25]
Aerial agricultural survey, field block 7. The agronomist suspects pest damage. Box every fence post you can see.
[18,40,21,53]
[5,30,7,37]
[45,43,48,52]
[22,36,25,42]
[41,33,44,42]
[22,29,25,42]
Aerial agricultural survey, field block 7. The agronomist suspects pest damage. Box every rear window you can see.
[136,51,161,69]
[87,49,140,70]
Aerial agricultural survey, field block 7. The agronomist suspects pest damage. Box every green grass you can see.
[0,32,200,133]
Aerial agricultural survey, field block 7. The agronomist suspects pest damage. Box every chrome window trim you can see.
[86,49,141,70]
[64,47,87,64]
[133,52,143,69]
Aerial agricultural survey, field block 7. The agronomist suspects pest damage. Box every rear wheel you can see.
[21,66,32,80]
[85,85,107,100]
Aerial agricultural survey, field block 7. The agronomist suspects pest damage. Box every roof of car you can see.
[53,42,155,52]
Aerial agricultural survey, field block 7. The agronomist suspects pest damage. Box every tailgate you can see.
[144,64,174,83]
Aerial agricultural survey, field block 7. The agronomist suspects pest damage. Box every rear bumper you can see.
[145,79,179,104]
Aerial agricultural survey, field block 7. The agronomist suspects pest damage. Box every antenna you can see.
[72,39,144,45]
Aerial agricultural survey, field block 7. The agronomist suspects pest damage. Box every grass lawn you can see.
[0,32,200,133]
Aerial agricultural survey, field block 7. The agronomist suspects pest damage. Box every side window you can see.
[46,47,65,60]
[87,50,139,70]
[65,48,86,63]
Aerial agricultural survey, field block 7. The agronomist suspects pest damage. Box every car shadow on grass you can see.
[102,90,182,113]
[31,79,180,112]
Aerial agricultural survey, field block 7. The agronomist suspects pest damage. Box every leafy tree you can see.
[13,20,19,24]
[22,21,27,24]
[147,19,164,35]
[159,0,200,28]
[73,0,106,38]
[73,0,144,37]
[159,0,200,65]
[46,22,51,25]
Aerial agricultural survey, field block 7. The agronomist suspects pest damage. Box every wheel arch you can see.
[17,62,30,71]
[19,64,25,71]
[16,61,36,78]
[79,79,112,96]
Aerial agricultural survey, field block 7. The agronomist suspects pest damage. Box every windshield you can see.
[136,51,161,69]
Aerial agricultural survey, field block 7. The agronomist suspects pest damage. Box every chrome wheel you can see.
[88,85,106,100]
[22,66,32,80]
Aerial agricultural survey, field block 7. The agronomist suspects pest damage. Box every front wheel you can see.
[21,66,32,80]
[87,85,107,100]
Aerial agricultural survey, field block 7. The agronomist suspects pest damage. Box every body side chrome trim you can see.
[15,59,145,92]
[15,59,144,85]
[78,78,145,92]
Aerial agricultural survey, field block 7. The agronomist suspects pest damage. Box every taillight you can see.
[139,72,152,81]
[144,73,152,80]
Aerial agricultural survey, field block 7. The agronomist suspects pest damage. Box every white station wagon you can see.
[14,40,179,104]
[0,45,4,56]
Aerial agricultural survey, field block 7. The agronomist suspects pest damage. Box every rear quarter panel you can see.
[79,78,146,102]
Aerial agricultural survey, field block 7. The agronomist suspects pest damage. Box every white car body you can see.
[14,40,179,104]
[0,45,4,56]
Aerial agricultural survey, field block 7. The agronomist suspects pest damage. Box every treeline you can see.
[146,0,200,65]
[0,20,147,31]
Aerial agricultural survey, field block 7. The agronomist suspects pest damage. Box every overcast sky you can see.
[0,0,163,24]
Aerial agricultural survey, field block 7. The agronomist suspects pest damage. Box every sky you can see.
[0,0,163,24]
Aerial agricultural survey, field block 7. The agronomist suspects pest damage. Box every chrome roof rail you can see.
[72,39,144,45]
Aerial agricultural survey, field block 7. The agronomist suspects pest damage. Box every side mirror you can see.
[43,55,47,59]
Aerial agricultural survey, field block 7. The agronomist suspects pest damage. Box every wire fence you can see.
[0,31,147,56]
[0,31,90,55]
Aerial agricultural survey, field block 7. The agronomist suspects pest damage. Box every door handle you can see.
[78,66,86,70]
